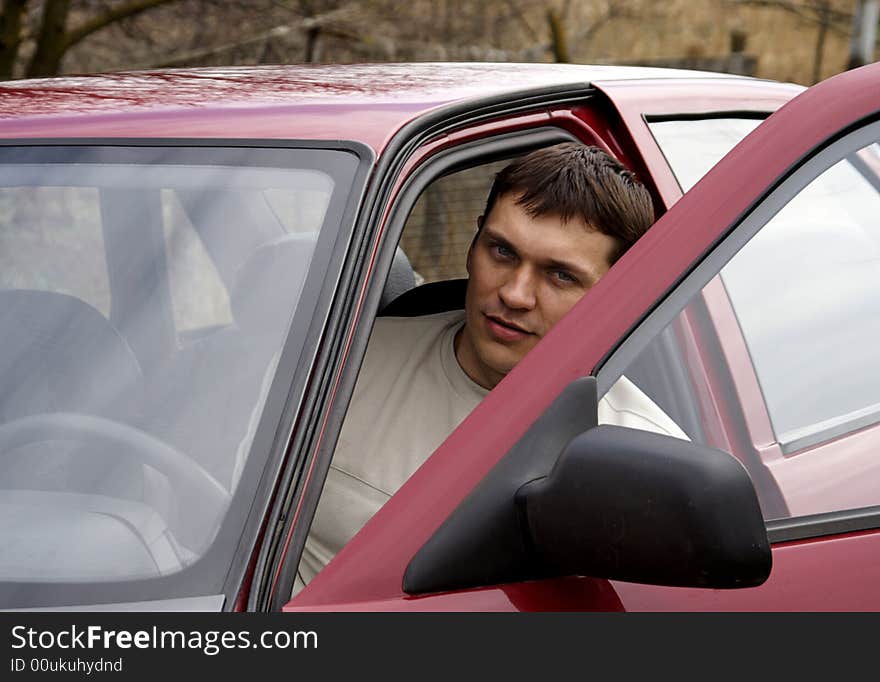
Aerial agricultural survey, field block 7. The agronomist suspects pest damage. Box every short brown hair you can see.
[481,143,655,264]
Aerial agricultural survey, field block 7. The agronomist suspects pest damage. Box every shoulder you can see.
[368,310,465,349]
[372,310,465,333]
[354,310,465,383]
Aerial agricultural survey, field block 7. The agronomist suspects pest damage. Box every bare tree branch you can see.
[723,0,852,34]
[569,3,628,46]
[63,0,185,50]
[146,25,296,68]
[505,0,541,42]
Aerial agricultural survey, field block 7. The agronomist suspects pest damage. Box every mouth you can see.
[484,313,533,342]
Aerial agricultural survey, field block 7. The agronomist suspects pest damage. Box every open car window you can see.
[401,159,508,285]
[291,136,689,598]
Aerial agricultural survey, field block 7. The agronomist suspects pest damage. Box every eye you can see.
[489,242,515,260]
[550,269,578,285]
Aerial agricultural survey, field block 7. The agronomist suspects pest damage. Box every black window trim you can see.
[767,505,880,544]
[644,111,772,124]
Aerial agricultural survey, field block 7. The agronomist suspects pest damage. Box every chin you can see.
[481,350,521,380]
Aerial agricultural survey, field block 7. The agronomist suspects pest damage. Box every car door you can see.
[640,118,880,521]
[281,62,880,612]
[603,78,880,611]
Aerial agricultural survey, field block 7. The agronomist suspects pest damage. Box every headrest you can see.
[0,289,142,420]
[231,233,415,336]
[382,247,416,310]
[379,278,467,317]
[231,232,316,337]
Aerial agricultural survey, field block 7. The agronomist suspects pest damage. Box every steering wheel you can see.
[0,290,232,552]
[0,412,230,526]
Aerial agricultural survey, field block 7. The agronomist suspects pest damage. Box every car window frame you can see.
[271,124,596,610]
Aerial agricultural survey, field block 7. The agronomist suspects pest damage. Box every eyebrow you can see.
[482,227,601,284]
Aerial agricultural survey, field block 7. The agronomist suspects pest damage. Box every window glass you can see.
[0,186,110,314]
[263,186,333,234]
[649,118,762,192]
[162,189,234,336]
[721,149,880,449]
[0,146,358,608]
[614,132,880,522]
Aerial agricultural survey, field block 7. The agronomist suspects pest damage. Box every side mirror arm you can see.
[403,377,599,595]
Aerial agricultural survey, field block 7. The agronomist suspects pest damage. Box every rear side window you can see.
[649,117,762,192]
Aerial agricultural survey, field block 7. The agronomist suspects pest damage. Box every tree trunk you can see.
[26,0,72,79]
[304,26,322,62]
[25,0,185,79]
[848,0,880,69]
[547,7,569,63]
[0,0,28,80]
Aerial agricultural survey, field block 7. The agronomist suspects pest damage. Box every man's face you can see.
[456,192,620,389]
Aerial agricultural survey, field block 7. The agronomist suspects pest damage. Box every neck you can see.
[453,325,502,390]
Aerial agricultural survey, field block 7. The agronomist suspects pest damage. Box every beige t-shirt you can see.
[294,310,686,591]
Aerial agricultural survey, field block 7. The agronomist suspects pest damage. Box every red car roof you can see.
[0,62,752,152]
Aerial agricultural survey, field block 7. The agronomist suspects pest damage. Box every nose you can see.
[498,265,537,311]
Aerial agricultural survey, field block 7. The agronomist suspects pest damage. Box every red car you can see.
[0,61,878,611]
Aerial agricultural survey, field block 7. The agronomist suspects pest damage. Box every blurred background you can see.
[0,0,876,84]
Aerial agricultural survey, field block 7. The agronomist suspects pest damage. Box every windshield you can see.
[0,145,359,608]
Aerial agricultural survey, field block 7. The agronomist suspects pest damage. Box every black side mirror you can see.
[404,379,771,595]
[518,425,771,589]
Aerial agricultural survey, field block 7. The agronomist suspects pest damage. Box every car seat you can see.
[379,278,467,317]
[146,234,418,488]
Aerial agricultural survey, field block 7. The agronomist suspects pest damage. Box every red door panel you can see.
[611,530,880,611]
[284,63,880,612]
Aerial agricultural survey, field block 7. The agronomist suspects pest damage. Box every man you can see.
[294,142,685,590]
